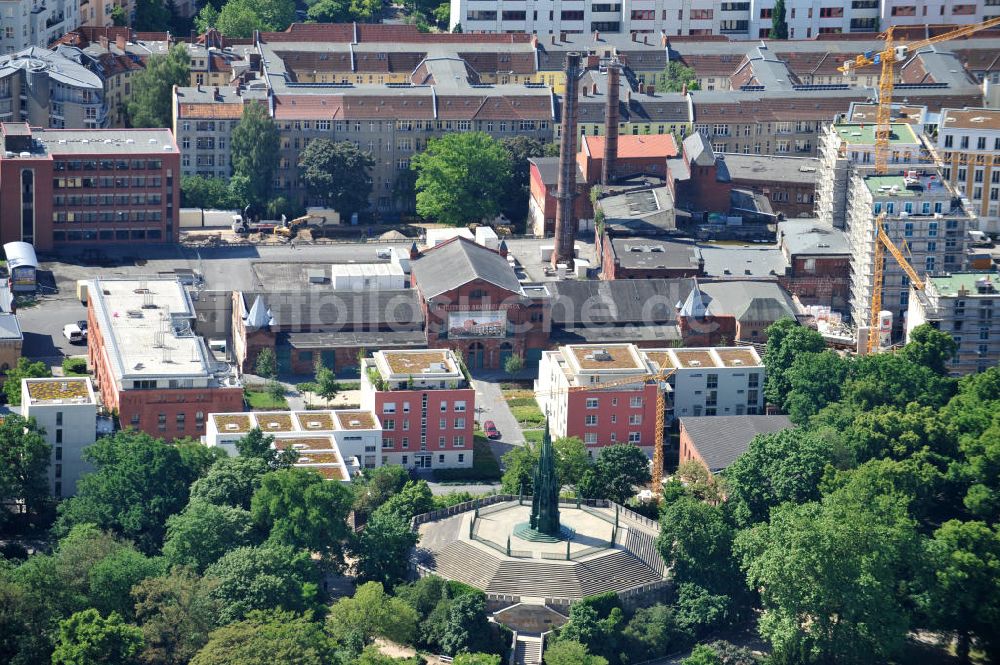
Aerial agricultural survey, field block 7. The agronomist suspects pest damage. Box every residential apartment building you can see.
[450,0,1000,38]
[0,0,79,53]
[172,85,248,179]
[846,170,974,337]
[907,271,1000,376]
[21,377,98,497]
[205,409,383,477]
[87,278,244,441]
[0,47,108,128]
[360,349,475,470]
[536,343,765,456]
[0,124,180,249]
[934,108,1000,234]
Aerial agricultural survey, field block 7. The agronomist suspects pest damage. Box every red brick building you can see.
[0,124,180,251]
[679,415,792,473]
[410,237,551,369]
[528,157,591,237]
[777,220,851,309]
[88,278,243,440]
[360,349,475,469]
[577,134,677,185]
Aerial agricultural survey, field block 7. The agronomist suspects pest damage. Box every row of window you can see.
[943,135,1000,151]
[54,193,162,205]
[584,413,643,425]
[386,453,465,467]
[381,435,466,449]
[382,418,467,431]
[52,228,166,242]
[53,159,163,171]
[52,176,164,189]
[583,432,642,444]
[128,410,205,430]
[586,396,644,409]
[382,400,466,414]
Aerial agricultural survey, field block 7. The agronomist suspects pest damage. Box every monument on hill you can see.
[529,422,561,536]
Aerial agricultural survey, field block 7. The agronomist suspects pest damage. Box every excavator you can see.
[273,214,312,238]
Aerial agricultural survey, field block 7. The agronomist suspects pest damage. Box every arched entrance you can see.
[467,341,485,370]
[499,342,514,369]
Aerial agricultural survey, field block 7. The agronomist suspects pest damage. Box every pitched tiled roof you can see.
[437,94,552,121]
[681,415,793,471]
[583,134,677,159]
[774,51,844,79]
[272,95,343,120]
[412,237,521,299]
[260,24,356,43]
[275,50,354,74]
[675,54,742,77]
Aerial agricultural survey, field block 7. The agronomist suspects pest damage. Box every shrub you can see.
[62,357,88,376]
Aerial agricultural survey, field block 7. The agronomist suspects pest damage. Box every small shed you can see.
[3,242,37,293]
[426,227,474,247]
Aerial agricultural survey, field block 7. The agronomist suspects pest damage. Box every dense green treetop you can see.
[298,139,375,218]
[128,45,189,128]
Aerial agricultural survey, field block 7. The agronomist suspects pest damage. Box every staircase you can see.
[513,635,543,665]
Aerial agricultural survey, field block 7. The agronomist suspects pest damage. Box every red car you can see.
[483,420,501,439]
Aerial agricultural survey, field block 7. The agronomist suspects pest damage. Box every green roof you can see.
[834,122,919,146]
[865,175,917,197]
[929,272,999,297]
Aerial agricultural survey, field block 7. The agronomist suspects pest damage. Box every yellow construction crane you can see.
[867,212,926,353]
[536,366,677,491]
[838,17,1000,174]
[838,18,1000,352]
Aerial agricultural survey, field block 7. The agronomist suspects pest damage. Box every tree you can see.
[581,443,651,504]
[55,431,202,553]
[235,428,297,470]
[128,45,190,128]
[3,357,51,404]
[214,0,294,36]
[265,379,285,408]
[784,350,852,425]
[556,602,624,663]
[500,444,537,495]
[735,488,920,664]
[657,498,741,598]
[51,609,144,665]
[162,500,256,572]
[231,103,280,208]
[354,647,421,665]
[251,468,353,564]
[132,567,222,665]
[682,644,721,665]
[902,323,958,375]
[314,363,340,403]
[503,354,524,376]
[959,413,1000,522]
[351,510,419,588]
[453,654,501,665]
[762,319,826,410]
[655,61,700,93]
[353,465,410,515]
[769,0,788,39]
[87,548,165,620]
[839,352,955,413]
[181,176,235,210]
[298,139,375,217]
[922,520,1000,662]
[110,5,126,25]
[0,413,51,526]
[373,480,435,522]
[723,429,836,528]
[623,604,688,662]
[412,132,512,226]
[204,544,321,624]
[326,582,419,650]
[674,583,731,637]
[554,436,591,492]
[189,456,270,510]
[543,640,608,665]
[675,460,725,505]
[439,591,497,656]
[191,610,335,665]
[499,136,547,224]
[193,4,219,33]
[254,347,277,380]
[133,0,172,31]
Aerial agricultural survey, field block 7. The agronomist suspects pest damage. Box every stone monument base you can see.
[513,521,576,543]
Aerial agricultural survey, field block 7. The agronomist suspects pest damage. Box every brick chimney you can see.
[601,60,621,185]
[552,52,582,269]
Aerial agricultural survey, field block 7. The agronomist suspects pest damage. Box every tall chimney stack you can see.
[552,52,582,269]
[602,60,621,186]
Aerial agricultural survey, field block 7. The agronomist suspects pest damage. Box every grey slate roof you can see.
[699,281,798,323]
[548,278,695,325]
[243,290,424,329]
[698,244,788,278]
[719,153,821,185]
[610,237,702,271]
[681,415,793,471]
[412,237,521,298]
[778,221,849,256]
[683,133,715,167]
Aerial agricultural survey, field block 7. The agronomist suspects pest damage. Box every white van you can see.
[63,323,85,344]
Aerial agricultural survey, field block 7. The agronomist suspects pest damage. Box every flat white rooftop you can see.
[329,262,405,277]
[89,278,215,380]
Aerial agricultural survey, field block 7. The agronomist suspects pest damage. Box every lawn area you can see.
[523,430,544,445]
[502,388,546,427]
[245,390,289,411]
[432,436,502,482]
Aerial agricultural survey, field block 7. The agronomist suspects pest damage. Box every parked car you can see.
[483,420,500,439]
[63,323,85,344]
